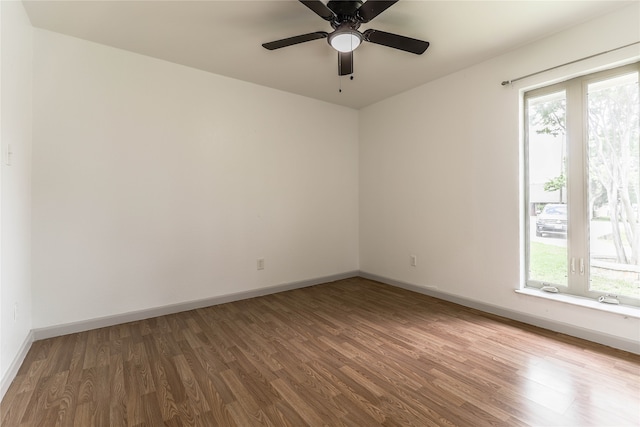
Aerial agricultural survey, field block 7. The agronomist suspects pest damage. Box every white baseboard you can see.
[1,330,34,401]
[359,271,640,355]
[6,273,357,402]
[32,271,360,341]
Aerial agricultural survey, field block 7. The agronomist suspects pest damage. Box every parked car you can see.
[536,203,567,237]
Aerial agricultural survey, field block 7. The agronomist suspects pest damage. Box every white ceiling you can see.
[22,0,634,109]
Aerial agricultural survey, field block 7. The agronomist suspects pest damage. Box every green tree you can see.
[531,75,640,265]
[587,76,639,264]
[531,98,565,136]
[532,98,567,203]
[543,173,566,202]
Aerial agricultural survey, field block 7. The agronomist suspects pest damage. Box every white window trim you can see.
[522,62,640,307]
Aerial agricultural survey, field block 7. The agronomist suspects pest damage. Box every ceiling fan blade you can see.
[262,32,328,50]
[357,0,399,23]
[299,0,337,21]
[363,29,429,54]
[338,51,353,76]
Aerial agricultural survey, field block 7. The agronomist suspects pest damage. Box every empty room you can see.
[1,0,639,425]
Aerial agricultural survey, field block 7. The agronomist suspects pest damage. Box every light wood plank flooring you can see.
[2,277,639,426]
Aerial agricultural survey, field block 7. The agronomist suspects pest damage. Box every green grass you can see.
[529,242,567,286]
[529,241,639,298]
[591,271,640,297]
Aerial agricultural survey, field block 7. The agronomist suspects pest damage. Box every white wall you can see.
[360,3,640,348]
[1,0,33,391]
[31,30,359,329]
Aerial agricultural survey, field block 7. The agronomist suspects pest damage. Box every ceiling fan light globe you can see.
[330,32,361,52]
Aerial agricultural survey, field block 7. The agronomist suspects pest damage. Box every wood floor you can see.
[2,277,639,426]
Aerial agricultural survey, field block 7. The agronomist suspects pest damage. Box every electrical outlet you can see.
[410,255,417,267]
[257,258,265,270]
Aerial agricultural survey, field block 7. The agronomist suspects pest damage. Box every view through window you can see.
[525,63,640,306]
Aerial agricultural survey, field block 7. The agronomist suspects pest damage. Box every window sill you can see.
[516,287,640,319]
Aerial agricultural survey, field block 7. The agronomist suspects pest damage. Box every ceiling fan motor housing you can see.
[327,0,364,24]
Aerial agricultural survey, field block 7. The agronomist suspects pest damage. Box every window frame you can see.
[523,62,640,307]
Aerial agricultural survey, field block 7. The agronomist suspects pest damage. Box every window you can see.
[524,62,640,306]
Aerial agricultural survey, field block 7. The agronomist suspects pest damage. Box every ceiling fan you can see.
[262,0,430,76]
